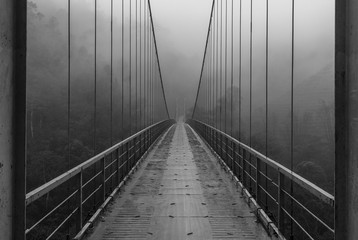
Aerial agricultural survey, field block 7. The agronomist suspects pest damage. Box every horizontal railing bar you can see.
[281,207,316,240]
[46,207,78,240]
[258,171,276,185]
[258,185,277,202]
[244,160,256,170]
[26,189,78,235]
[281,188,334,233]
[26,120,170,205]
[245,171,256,183]
[118,161,127,171]
[105,170,118,183]
[82,184,102,206]
[82,171,102,189]
[193,120,334,206]
[104,158,118,171]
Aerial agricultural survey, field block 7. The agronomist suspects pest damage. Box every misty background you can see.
[25,0,335,239]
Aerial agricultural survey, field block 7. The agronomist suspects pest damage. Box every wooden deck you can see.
[86,123,272,240]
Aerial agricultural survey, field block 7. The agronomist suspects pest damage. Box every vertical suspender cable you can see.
[67,0,71,236]
[191,0,215,119]
[265,0,269,211]
[149,29,151,124]
[148,0,170,119]
[147,7,149,125]
[212,10,215,127]
[93,0,98,209]
[207,15,210,123]
[151,30,153,124]
[225,0,228,133]
[208,10,211,123]
[238,0,242,141]
[110,0,113,147]
[249,0,253,192]
[140,0,142,129]
[249,0,253,147]
[230,0,234,135]
[145,5,148,126]
[143,1,146,126]
[212,15,215,127]
[215,0,220,128]
[152,34,154,123]
[212,3,215,125]
[121,0,124,140]
[94,0,97,155]
[220,0,223,131]
[215,2,217,127]
[67,0,71,180]
[290,0,295,237]
[135,0,138,132]
[129,0,132,135]
[110,0,114,191]
[208,31,211,125]
[150,9,152,123]
[207,43,210,124]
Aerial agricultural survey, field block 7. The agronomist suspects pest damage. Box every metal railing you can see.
[187,119,334,240]
[25,119,175,240]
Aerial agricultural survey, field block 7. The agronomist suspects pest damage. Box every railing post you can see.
[278,172,285,235]
[256,157,260,202]
[232,143,236,176]
[101,157,106,202]
[116,148,120,185]
[215,131,218,152]
[242,149,246,187]
[134,137,138,165]
[141,132,144,155]
[208,127,213,146]
[129,141,132,169]
[146,129,148,150]
[206,125,210,144]
[76,170,83,232]
[225,137,229,166]
[127,142,130,172]
[221,134,224,159]
[150,127,153,145]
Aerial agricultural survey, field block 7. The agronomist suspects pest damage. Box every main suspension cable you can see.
[192,0,216,119]
[148,0,171,119]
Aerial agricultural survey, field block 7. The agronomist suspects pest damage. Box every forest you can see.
[26,1,168,238]
[25,0,334,239]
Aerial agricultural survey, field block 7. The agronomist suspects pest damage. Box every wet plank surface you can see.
[86,123,271,240]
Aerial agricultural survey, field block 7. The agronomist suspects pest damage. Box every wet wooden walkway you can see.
[86,123,271,240]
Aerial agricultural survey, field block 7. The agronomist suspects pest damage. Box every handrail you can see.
[26,119,175,239]
[26,120,170,205]
[191,119,334,206]
[188,119,334,239]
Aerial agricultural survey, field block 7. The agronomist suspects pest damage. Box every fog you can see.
[150,0,213,118]
[25,1,335,238]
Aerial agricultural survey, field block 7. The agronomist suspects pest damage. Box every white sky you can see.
[150,0,212,117]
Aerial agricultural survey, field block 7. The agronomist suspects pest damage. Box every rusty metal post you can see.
[335,0,358,239]
[0,0,26,239]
